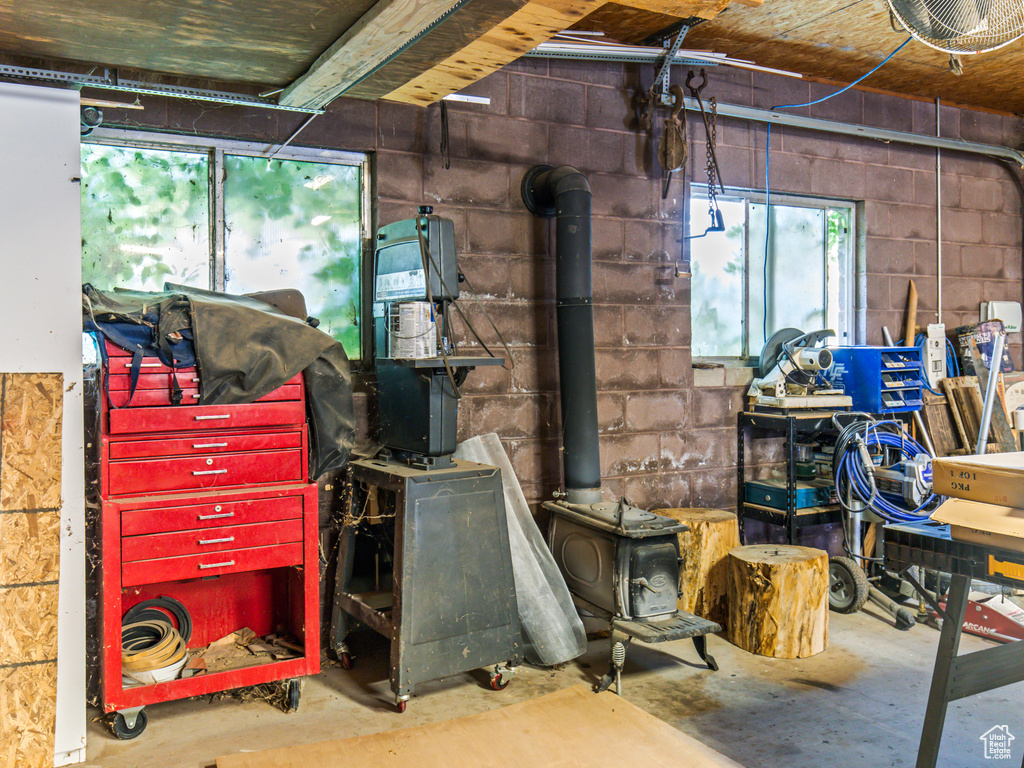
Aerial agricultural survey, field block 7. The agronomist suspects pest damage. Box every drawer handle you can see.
[192,469,227,476]
[125,362,163,368]
[193,442,228,448]
[198,536,235,545]
[198,560,235,570]
[195,414,230,421]
[191,377,200,383]
[190,394,201,399]
[198,511,234,520]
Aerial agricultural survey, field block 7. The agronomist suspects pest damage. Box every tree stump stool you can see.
[653,508,739,630]
[726,544,829,659]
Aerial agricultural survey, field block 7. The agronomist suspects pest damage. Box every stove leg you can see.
[693,635,718,671]
[594,630,630,695]
[611,634,630,696]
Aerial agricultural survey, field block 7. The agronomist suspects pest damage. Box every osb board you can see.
[217,684,745,768]
[0,662,58,768]
[0,0,375,85]
[1,373,63,512]
[679,0,1024,113]
[0,585,59,665]
[0,511,60,586]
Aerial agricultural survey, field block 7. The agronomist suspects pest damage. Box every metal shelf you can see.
[376,355,504,369]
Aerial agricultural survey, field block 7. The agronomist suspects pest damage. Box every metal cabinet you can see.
[331,457,522,711]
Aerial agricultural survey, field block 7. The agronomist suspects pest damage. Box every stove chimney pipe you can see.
[521,165,601,505]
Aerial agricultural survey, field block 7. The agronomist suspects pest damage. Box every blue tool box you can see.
[744,479,837,510]
[825,345,923,413]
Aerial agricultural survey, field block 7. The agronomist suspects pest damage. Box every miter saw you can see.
[748,328,853,409]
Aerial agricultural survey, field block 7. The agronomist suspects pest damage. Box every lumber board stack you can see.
[0,373,63,768]
[653,507,738,629]
[726,544,828,659]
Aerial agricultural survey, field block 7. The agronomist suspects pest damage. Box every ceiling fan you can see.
[886,0,1024,54]
[884,0,1024,51]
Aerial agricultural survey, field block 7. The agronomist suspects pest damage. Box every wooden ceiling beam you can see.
[280,0,466,108]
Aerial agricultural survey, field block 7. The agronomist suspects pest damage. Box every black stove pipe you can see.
[521,165,601,505]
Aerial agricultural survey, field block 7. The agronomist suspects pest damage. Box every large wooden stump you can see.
[726,545,829,659]
[653,508,739,630]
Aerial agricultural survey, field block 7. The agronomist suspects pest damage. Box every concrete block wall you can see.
[111,57,1023,515]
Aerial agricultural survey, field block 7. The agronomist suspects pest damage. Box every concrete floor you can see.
[82,607,1023,768]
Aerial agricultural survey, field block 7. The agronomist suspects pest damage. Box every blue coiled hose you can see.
[833,419,940,524]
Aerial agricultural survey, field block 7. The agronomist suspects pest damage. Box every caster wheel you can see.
[340,652,354,670]
[396,700,407,713]
[285,679,301,713]
[490,673,510,691]
[110,709,147,740]
[829,556,870,614]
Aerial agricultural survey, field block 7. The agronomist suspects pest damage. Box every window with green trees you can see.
[689,186,856,360]
[81,134,367,358]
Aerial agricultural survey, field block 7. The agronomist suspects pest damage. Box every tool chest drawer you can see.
[107,449,304,496]
[108,428,304,461]
[107,370,201,390]
[107,383,303,409]
[121,542,304,587]
[108,386,200,408]
[121,519,304,562]
[107,400,305,435]
[120,494,305,536]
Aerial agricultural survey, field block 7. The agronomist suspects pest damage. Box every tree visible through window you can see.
[80,137,366,358]
[689,186,855,359]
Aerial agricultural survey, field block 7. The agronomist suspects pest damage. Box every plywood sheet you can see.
[0,510,60,586]
[1,373,64,512]
[0,585,60,665]
[217,684,745,768]
[0,662,58,768]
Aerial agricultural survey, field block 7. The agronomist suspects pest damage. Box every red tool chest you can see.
[97,339,320,728]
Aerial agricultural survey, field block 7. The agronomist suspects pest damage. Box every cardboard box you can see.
[932,452,1024,507]
[931,497,1024,555]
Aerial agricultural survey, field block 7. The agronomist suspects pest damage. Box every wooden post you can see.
[653,508,739,629]
[726,544,829,658]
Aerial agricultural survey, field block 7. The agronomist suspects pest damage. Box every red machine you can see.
[96,339,319,738]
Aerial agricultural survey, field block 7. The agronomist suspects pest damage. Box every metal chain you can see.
[706,95,719,218]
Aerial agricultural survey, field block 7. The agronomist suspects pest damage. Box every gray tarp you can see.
[82,284,355,477]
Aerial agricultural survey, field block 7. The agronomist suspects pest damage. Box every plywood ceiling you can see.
[587,0,1024,114]
[0,0,377,85]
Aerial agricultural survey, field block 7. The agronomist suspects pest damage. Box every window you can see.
[688,185,856,360]
[80,131,369,358]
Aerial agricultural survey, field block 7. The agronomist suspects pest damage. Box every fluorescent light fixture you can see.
[442,93,491,105]
[311,215,332,226]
